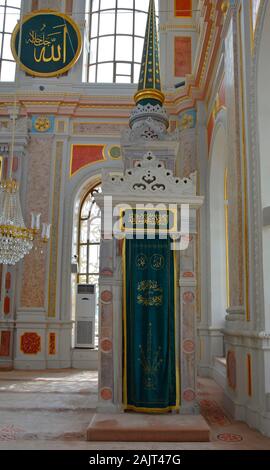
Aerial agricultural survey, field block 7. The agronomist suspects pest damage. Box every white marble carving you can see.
[102,152,197,195]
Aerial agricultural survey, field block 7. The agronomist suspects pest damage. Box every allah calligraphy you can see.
[27,24,67,64]
[11,11,82,77]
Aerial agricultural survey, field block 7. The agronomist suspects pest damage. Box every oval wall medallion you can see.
[183,291,195,304]
[100,387,113,401]
[100,338,112,353]
[183,389,196,402]
[101,290,113,303]
[183,339,195,354]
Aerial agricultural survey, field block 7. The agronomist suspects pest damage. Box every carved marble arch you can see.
[209,122,228,337]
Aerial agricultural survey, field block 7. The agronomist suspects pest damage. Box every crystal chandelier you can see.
[0,119,51,266]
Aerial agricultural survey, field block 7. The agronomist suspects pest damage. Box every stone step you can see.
[87,413,210,442]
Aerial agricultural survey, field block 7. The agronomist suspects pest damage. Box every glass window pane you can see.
[116,75,131,83]
[0,7,4,32]
[88,245,100,274]
[99,10,115,36]
[116,62,131,74]
[100,0,116,9]
[7,0,21,7]
[98,35,114,62]
[0,60,15,81]
[116,10,133,35]
[79,246,88,273]
[88,64,96,82]
[80,220,88,243]
[78,275,87,284]
[91,12,98,37]
[4,8,20,33]
[134,36,144,62]
[89,37,97,63]
[89,219,101,243]
[134,63,141,82]
[116,35,132,61]
[135,12,147,36]
[97,62,113,82]
[91,0,100,12]
[2,34,13,60]
[118,0,133,8]
[135,0,148,11]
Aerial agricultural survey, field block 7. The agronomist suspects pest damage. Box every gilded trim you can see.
[134,89,165,105]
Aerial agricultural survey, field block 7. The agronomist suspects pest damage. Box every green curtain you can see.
[123,237,179,412]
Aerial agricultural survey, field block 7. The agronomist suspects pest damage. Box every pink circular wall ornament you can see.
[183,291,195,304]
[183,389,196,402]
[101,338,112,353]
[100,387,113,401]
[101,290,113,303]
[183,339,195,354]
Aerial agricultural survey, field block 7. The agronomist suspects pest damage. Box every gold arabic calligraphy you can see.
[27,24,67,64]
[136,280,163,307]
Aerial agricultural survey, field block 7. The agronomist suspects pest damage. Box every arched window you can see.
[77,184,101,346]
[0,0,21,81]
[78,184,101,286]
[84,0,158,83]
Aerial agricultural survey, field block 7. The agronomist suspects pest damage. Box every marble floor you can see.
[0,369,270,450]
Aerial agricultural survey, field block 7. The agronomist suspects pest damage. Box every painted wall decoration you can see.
[108,146,122,160]
[48,141,63,318]
[72,122,128,136]
[20,332,41,355]
[11,11,82,77]
[70,144,106,177]
[179,109,196,130]
[227,350,236,390]
[48,333,56,355]
[20,137,53,309]
[31,116,55,133]
[3,296,10,315]
[0,331,11,357]
[175,0,192,17]
[175,37,192,77]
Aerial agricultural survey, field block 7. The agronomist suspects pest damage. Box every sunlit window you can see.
[84,0,158,84]
[78,184,101,286]
[0,0,21,82]
[77,184,101,345]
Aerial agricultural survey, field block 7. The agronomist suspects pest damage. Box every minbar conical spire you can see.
[134,0,164,107]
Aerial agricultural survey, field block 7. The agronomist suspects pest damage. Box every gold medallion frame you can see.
[11,10,82,78]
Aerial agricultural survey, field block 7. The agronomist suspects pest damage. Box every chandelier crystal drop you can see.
[0,179,34,265]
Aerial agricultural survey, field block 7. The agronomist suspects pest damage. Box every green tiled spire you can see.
[134,0,164,107]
